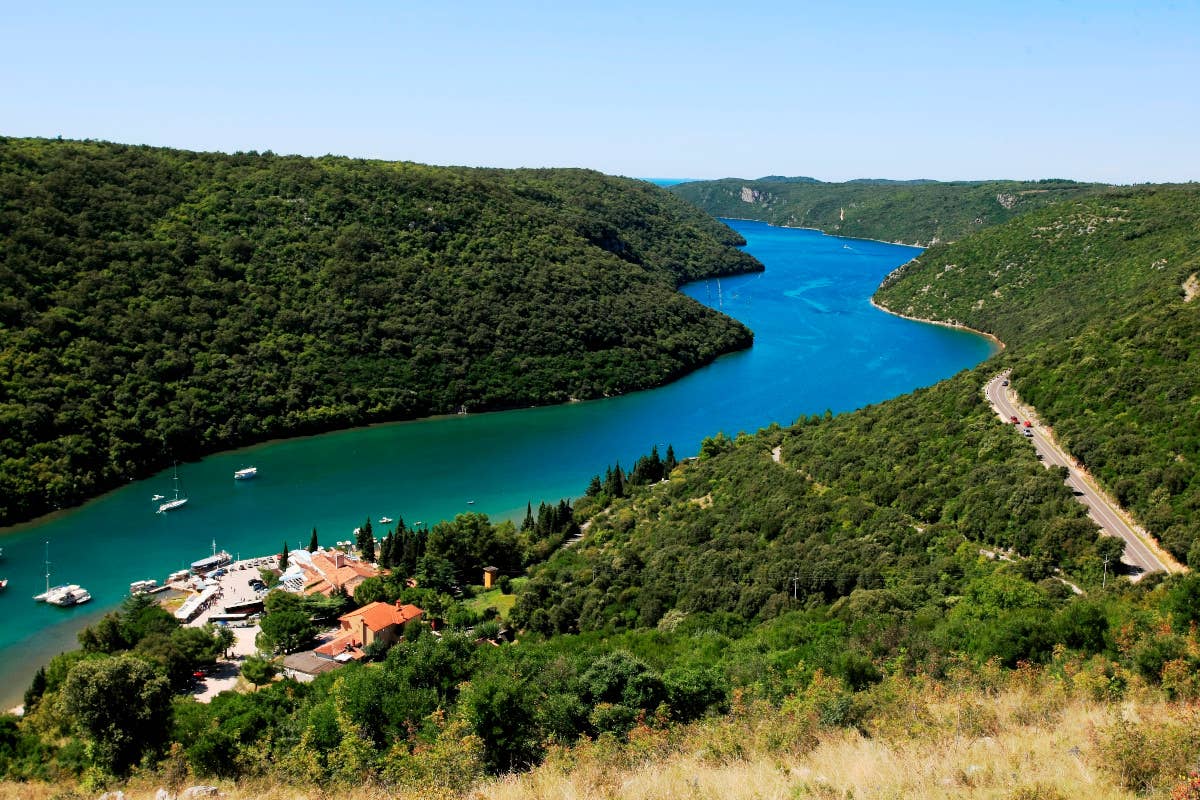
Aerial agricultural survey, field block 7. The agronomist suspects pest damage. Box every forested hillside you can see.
[513,369,1117,637]
[876,186,1200,564]
[670,176,1105,245]
[0,137,760,526]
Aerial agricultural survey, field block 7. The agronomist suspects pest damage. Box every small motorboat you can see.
[234,466,258,480]
[152,494,165,501]
[379,517,393,525]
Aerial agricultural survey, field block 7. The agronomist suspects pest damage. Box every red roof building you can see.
[299,550,380,598]
[314,601,423,661]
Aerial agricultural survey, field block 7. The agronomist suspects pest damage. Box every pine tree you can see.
[665,444,678,473]
[24,665,47,711]
[308,527,319,552]
[612,462,626,497]
[586,474,602,496]
[523,502,535,531]
[280,540,289,571]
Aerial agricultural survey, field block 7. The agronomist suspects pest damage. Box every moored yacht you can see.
[48,586,91,607]
[158,463,189,513]
[234,466,258,480]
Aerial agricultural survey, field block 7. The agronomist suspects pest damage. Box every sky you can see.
[3,1,1198,183]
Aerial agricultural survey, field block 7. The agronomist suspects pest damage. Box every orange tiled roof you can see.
[336,601,424,633]
[314,630,366,660]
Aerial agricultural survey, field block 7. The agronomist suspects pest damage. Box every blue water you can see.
[643,178,697,187]
[0,220,995,706]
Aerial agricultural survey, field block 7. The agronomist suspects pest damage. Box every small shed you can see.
[482,566,500,589]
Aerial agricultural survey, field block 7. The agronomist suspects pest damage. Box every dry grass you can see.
[5,683,1196,800]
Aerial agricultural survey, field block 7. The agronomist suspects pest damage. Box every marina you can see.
[0,220,996,708]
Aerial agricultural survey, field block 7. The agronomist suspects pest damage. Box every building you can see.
[280,650,344,682]
[313,601,423,661]
[281,548,380,597]
[483,566,500,589]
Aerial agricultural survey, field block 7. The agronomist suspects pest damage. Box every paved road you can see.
[984,371,1171,577]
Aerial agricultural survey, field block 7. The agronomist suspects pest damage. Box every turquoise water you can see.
[0,220,995,706]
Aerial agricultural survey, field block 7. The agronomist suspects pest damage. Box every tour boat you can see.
[130,579,159,594]
[157,464,189,513]
[234,466,258,480]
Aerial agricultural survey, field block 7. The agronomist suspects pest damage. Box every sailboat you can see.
[157,464,189,513]
[33,541,70,602]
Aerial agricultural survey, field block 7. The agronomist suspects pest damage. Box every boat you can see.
[33,541,66,602]
[130,579,159,594]
[151,494,165,501]
[48,586,91,607]
[190,540,232,575]
[379,517,393,525]
[44,584,82,605]
[467,500,475,505]
[0,579,7,591]
[234,466,258,480]
[157,464,189,513]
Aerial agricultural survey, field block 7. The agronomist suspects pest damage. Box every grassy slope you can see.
[876,186,1200,563]
[670,177,1106,245]
[0,137,761,525]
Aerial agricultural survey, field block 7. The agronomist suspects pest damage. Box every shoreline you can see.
[715,216,927,248]
[868,297,1006,351]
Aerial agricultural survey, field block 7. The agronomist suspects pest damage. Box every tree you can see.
[257,609,316,654]
[214,625,236,658]
[308,527,319,552]
[23,666,47,712]
[357,519,376,563]
[241,655,277,691]
[280,540,289,571]
[664,443,678,473]
[61,654,172,775]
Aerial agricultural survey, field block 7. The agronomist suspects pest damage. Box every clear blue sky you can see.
[4,1,1197,183]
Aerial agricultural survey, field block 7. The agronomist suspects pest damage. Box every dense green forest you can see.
[670,176,1106,245]
[876,186,1200,563]
[4,176,1200,797]
[0,137,761,526]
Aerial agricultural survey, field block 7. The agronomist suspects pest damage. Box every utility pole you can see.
[1102,555,1109,589]
[791,574,800,600]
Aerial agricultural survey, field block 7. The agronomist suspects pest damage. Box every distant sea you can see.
[642,178,696,187]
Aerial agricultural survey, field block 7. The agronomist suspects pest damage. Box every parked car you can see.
[1010,415,1019,424]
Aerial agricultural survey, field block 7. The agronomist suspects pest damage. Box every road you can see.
[984,371,1172,578]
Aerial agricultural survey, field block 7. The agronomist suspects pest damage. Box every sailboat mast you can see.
[44,540,50,594]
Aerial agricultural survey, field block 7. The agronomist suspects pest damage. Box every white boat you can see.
[0,578,8,591]
[48,586,90,607]
[234,466,258,480]
[130,579,159,594]
[33,541,62,602]
[379,517,393,525]
[151,494,165,501]
[44,584,82,605]
[158,464,189,513]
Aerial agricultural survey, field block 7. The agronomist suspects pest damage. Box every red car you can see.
[1023,420,1032,428]
[1010,416,1019,424]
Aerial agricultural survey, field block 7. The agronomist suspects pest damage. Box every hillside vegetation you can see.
[5,177,1200,799]
[0,137,760,526]
[670,176,1106,245]
[876,186,1200,564]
